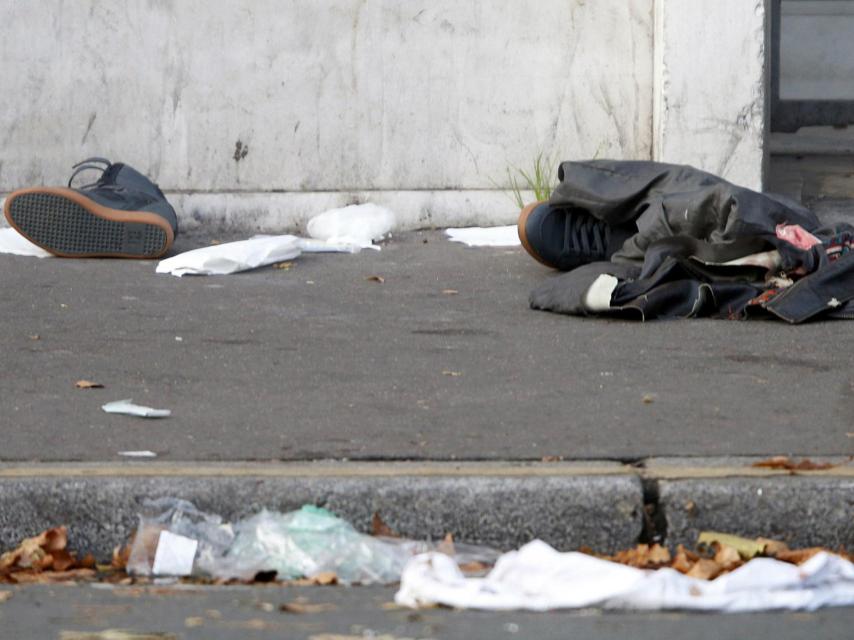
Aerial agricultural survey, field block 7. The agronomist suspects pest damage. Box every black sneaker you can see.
[4,158,177,258]
[517,201,634,270]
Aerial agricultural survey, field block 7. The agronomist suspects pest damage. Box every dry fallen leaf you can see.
[713,544,742,569]
[641,393,656,404]
[686,558,722,580]
[29,334,40,341]
[1,526,69,573]
[10,568,97,583]
[273,262,294,270]
[697,531,766,559]
[310,571,338,586]
[112,543,132,570]
[757,537,790,557]
[752,456,835,471]
[75,380,104,389]
[442,370,462,377]
[541,455,563,463]
[610,544,671,568]
[0,590,11,603]
[671,545,697,574]
[371,512,400,538]
[441,289,459,295]
[774,548,827,565]
[184,617,204,628]
[365,275,385,283]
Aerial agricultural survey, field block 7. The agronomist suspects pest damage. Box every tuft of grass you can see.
[501,153,556,209]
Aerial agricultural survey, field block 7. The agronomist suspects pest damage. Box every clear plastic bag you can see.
[128,500,499,585]
[127,498,234,576]
[209,505,409,584]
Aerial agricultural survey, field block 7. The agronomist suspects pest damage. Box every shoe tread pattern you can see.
[9,192,166,257]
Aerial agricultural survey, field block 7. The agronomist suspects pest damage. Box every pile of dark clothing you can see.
[528,161,854,323]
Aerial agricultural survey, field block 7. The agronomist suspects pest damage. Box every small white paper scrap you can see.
[118,451,157,458]
[445,226,521,247]
[152,530,198,577]
[0,227,53,257]
[102,399,171,418]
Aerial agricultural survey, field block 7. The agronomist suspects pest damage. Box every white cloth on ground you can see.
[0,227,53,258]
[395,540,854,612]
[445,226,521,247]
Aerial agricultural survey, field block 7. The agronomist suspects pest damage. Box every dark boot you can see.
[517,201,634,271]
[4,158,177,258]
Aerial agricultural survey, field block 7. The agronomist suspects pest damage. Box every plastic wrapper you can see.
[127,498,234,576]
[128,500,498,585]
[211,506,407,583]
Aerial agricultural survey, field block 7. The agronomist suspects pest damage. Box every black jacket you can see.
[530,161,854,322]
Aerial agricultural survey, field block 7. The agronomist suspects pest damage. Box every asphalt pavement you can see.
[2,583,853,640]
[1,228,852,629]
[1,230,852,462]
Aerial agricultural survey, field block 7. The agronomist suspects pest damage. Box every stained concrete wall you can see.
[654,0,769,191]
[0,0,769,231]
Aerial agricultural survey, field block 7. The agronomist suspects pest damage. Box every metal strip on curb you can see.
[0,460,851,560]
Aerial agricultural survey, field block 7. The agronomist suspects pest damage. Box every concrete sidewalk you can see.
[0,230,852,557]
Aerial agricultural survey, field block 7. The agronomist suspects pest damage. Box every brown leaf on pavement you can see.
[713,544,742,570]
[10,568,97,584]
[51,549,76,572]
[365,275,385,283]
[112,543,131,570]
[0,590,11,603]
[80,553,97,569]
[671,545,697,574]
[757,537,790,557]
[752,456,835,471]
[610,544,671,568]
[774,548,828,565]
[370,512,400,538]
[75,380,104,389]
[310,571,338,586]
[697,531,765,559]
[686,558,723,580]
[1,526,68,573]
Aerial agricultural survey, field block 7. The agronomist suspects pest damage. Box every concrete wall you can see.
[0,0,769,231]
[654,0,769,191]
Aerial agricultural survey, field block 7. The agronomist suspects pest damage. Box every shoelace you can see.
[67,157,113,189]
[563,210,609,257]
